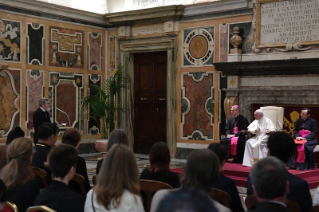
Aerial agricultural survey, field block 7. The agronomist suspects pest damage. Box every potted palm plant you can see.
[83,66,128,155]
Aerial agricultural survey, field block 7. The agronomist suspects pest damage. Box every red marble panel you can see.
[183,74,213,139]
[88,33,102,70]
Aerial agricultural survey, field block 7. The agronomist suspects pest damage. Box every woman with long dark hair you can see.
[140,142,180,188]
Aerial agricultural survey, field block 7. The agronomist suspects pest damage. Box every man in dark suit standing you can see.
[248,156,289,212]
[35,144,84,212]
[33,98,51,144]
[247,132,312,212]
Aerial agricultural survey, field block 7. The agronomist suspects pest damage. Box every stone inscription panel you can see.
[258,0,319,46]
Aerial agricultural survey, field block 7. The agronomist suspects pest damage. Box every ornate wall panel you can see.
[219,72,227,139]
[0,69,20,136]
[181,72,214,140]
[88,32,102,70]
[49,27,84,68]
[49,72,84,135]
[87,74,101,135]
[27,23,44,65]
[229,22,253,54]
[182,27,214,67]
[219,23,229,62]
[26,70,45,138]
[109,35,116,71]
[0,19,21,62]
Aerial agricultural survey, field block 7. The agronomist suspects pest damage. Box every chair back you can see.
[209,188,232,209]
[2,202,19,212]
[26,205,56,212]
[139,180,172,212]
[30,166,48,189]
[71,173,86,199]
[260,106,284,130]
[286,200,301,212]
[245,195,258,210]
[92,175,96,186]
[311,205,319,212]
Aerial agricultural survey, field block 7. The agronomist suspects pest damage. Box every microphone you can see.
[56,108,71,127]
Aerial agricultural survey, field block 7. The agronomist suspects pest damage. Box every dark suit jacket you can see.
[69,156,91,194]
[31,143,52,185]
[248,201,289,212]
[247,172,312,212]
[35,180,84,212]
[213,174,244,212]
[33,107,51,144]
[140,168,181,189]
[96,159,103,175]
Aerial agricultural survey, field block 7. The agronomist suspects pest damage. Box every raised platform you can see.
[171,163,319,189]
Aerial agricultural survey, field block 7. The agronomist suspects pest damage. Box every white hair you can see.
[255,109,264,116]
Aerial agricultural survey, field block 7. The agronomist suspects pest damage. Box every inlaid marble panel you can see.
[27,23,44,65]
[0,19,21,62]
[182,27,214,67]
[26,70,45,138]
[87,74,101,135]
[0,69,20,136]
[219,72,227,139]
[109,35,116,71]
[49,27,84,68]
[181,72,214,140]
[88,32,102,70]
[229,22,253,54]
[49,72,84,134]
[219,23,229,62]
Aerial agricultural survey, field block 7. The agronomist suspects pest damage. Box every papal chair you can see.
[2,202,19,212]
[26,205,56,212]
[139,180,172,212]
[260,106,284,131]
[30,166,48,189]
[209,188,232,209]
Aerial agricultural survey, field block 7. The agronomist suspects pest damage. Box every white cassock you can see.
[242,116,276,167]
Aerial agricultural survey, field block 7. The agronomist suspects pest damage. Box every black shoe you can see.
[231,159,238,164]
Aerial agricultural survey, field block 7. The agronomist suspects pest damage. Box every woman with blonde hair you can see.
[0,137,40,212]
[85,144,144,212]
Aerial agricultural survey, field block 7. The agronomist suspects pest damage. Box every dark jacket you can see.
[140,168,181,189]
[247,201,289,212]
[31,143,52,185]
[33,107,51,144]
[69,156,91,194]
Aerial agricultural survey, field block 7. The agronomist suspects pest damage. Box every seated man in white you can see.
[243,109,276,167]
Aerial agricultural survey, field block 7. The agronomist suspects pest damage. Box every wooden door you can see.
[134,52,167,153]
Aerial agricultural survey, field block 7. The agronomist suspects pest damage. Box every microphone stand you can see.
[56,107,71,127]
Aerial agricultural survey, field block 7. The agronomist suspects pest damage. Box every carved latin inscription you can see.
[256,0,319,48]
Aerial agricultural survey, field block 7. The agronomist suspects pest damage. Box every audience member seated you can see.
[243,109,276,167]
[31,122,59,185]
[220,105,249,163]
[85,144,144,212]
[0,138,40,212]
[140,142,180,188]
[34,144,84,212]
[248,156,289,212]
[6,127,25,145]
[0,179,8,211]
[0,146,8,172]
[150,149,231,212]
[156,188,217,212]
[208,143,244,212]
[96,129,129,175]
[247,132,312,212]
[62,128,90,194]
[288,107,318,170]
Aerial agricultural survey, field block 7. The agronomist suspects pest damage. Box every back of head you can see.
[47,144,78,179]
[181,149,220,192]
[96,144,139,210]
[267,131,295,164]
[249,156,288,199]
[156,188,217,212]
[207,143,227,165]
[37,123,59,141]
[148,142,170,173]
[62,128,81,147]
[106,129,129,151]
[0,138,33,190]
[6,127,25,145]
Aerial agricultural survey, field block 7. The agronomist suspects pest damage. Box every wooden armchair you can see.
[30,166,48,189]
[2,202,19,212]
[209,188,231,209]
[26,205,56,212]
[70,173,86,199]
[245,195,258,210]
[311,205,319,212]
[139,180,172,212]
[286,200,301,212]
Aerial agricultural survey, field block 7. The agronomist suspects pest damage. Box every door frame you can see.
[117,36,178,157]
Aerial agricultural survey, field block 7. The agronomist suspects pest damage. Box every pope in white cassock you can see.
[242,109,276,167]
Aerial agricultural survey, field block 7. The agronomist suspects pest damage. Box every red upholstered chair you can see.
[26,205,56,212]
[2,202,19,212]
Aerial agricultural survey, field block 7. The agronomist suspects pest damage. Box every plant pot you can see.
[94,139,108,159]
